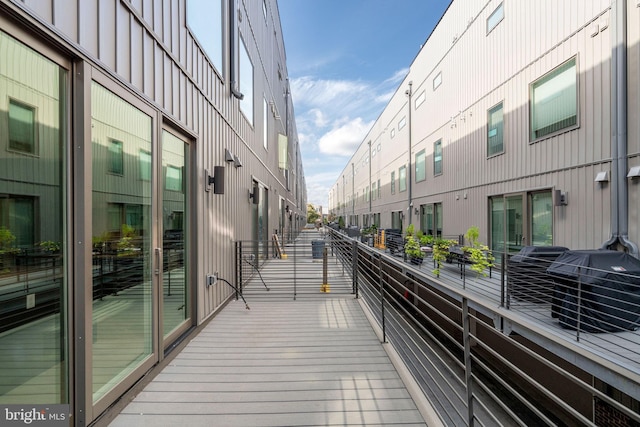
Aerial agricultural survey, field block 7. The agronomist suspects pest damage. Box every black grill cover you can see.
[546,250,640,332]
[508,246,569,303]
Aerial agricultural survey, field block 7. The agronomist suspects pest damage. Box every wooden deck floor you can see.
[108,297,437,427]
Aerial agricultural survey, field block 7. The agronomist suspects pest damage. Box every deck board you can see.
[108,298,429,427]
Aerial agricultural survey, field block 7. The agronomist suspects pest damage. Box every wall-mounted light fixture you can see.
[414,208,419,215]
[205,166,225,194]
[233,155,243,168]
[554,189,568,206]
[249,183,260,204]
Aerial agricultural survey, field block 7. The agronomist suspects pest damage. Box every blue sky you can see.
[278,0,452,211]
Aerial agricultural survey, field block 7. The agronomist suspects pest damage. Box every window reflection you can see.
[0,30,67,404]
[91,82,152,402]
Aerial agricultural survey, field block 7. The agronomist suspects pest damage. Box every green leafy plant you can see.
[432,237,458,276]
[0,227,18,255]
[361,224,378,236]
[117,224,138,257]
[420,234,434,246]
[0,227,20,274]
[38,240,61,253]
[405,223,415,237]
[462,226,495,277]
[404,234,424,263]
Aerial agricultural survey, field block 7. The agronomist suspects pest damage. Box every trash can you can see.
[507,246,568,303]
[311,240,325,259]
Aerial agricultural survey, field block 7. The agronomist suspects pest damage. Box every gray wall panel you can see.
[98,0,116,69]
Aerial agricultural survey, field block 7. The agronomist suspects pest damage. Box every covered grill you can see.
[546,250,640,332]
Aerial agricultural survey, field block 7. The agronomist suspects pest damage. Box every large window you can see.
[263,98,268,149]
[91,81,153,403]
[487,102,504,156]
[390,171,395,194]
[239,36,254,124]
[487,2,504,34]
[399,166,407,192]
[8,99,36,154]
[415,149,426,182]
[108,139,124,174]
[530,57,577,141]
[0,29,68,406]
[187,0,223,73]
[434,140,443,175]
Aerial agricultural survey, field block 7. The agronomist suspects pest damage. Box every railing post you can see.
[378,255,386,343]
[501,252,506,308]
[462,297,475,427]
[352,240,358,297]
[576,267,582,342]
[235,241,241,299]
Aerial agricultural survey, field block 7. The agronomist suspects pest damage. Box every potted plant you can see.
[0,227,20,274]
[117,224,138,258]
[432,237,458,276]
[462,226,495,277]
[404,224,424,265]
[38,240,61,254]
[361,224,377,245]
[404,234,424,265]
[420,233,434,247]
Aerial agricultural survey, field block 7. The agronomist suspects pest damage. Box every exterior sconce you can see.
[205,166,225,194]
[554,190,568,206]
[249,184,260,204]
[414,208,419,215]
[233,155,243,168]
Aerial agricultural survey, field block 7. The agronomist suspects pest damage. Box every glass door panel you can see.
[505,195,524,253]
[161,130,189,342]
[0,30,68,404]
[434,203,443,238]
[91,82,153,403]
[531,191,553,246]
[490,197,505,254]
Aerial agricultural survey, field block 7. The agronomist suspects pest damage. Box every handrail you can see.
[327,228,640,426]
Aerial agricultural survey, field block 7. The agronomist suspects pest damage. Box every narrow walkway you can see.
[109,297,430,426]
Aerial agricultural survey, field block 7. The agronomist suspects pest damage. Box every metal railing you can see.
[326,228,640,427]
[234,230,356,300]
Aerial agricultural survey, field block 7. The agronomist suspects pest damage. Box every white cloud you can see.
[384,68,409,85]
[317,117,373,157]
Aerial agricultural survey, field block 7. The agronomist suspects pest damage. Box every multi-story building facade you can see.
[330,0,639,258]
[0,0,305,424]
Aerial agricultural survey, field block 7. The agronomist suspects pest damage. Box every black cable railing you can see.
[325,228,640,427]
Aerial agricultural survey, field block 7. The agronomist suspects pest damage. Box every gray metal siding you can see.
[11,0,305,321]
[332,0,626,250]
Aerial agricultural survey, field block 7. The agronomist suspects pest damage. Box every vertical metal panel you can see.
[78,0,98,56]
[24,0,52,22]
[142,29,154,97]
[116,3,131,81]
[53,0,77,41]
[130,19,143,89]
[98,0,116,69]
